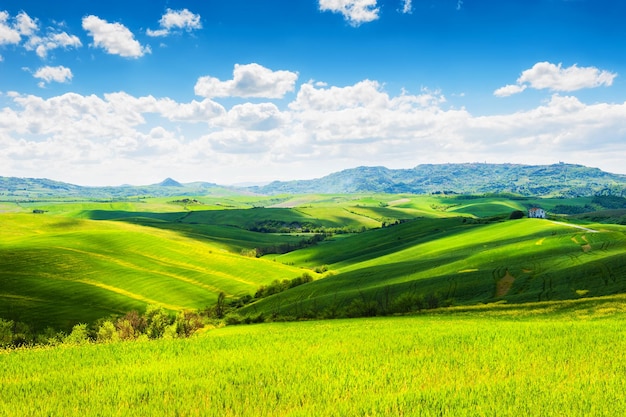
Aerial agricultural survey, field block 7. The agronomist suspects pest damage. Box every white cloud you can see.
[34,65,73,86]
[195,63,298,99]
[32,32,82,58]
[82,15,150,58]
[15,11,38,36]
[0,11,81,58]
[219,103,286,131]
[495,62,617,96]
[2,77,626,185]
[319,0,380,26]
[147,8,201,37]
[0,11,21,45]
[493,84,527,98]
[401,0,412,14]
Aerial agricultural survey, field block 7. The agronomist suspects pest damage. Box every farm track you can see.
[550,220,599,233]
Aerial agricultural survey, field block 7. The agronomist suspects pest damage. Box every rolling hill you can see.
[2,192,626,331]
[0,212,310,330]
[242,217,626,318]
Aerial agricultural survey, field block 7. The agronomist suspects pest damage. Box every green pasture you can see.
[1,193,621,330]
[251,218,626,317]
[0,213,308,330]
[2,308,626,416]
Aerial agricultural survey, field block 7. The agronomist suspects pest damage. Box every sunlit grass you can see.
[2,310,626,416]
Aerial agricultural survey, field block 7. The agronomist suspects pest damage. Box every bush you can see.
[64,323,90,345]
[174,310,204,337]
[145,305,172,339]
[96,320,119,343]
[390,293,425,314]
[115,310,146,340]
[0,318,14,347]
[345,299,379,318]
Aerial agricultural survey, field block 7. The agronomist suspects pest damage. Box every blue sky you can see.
[1,0,625,185]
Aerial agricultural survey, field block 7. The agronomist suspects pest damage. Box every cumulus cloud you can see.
[15,11,38,37]
[3,77,626,185]
[147,8,202,37]
[219,103,286,131]
[195,63,298,99]
[495,62,617,97]
[0,11,81,58]
[0,11,24,45]
[31,31,82,58]
[82,15,150,58]
[319,0,380,26]
[34,65,73,86]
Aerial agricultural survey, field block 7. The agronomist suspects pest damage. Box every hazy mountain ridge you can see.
[250,163,626,197]
[2,163,626,199]
[0,176,219,199]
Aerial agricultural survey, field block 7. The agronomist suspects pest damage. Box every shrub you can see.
[116,310,146,340]
[390,293,425,314]
[96,320,120,343]
[64,323,90,345]
[0,318,14,347]
[174,310,204,337]
[145,305,172,339]
[345,299,379,318]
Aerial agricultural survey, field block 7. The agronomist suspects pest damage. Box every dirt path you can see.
[549,221,599,233]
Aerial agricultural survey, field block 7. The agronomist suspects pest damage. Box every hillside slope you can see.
[0,213,307,330]
[242,218,626,318]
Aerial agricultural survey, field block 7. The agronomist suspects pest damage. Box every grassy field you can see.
[0,212,309,330]
[249,217,626,318]
[2,193,625,330]
[2,303,626,416]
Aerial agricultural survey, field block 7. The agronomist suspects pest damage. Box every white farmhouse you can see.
[528,207,546,219]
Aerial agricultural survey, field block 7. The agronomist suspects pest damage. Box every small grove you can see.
[0,305,206,348]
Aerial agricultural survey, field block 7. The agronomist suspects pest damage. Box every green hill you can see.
[242,218,626,318]
[2,193,625,330]
[0,213,308,331]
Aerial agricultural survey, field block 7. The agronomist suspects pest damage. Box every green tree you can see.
[64,323,90,345]
[145,305,171,339]
[0,318,14,347]
[96,320,120,343]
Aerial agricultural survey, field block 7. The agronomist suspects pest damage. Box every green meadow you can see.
[1,193,626,330]
[0,211,308,330]
[250,217,626,318]
[2,306,626,416]
[2,193,626,415]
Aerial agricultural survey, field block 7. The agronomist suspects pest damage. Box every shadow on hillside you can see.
[244,237,626,317]
[80,209,339,253]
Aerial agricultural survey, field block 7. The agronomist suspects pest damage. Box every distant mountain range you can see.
[0,176,219,199]
[249,163,626,197]
[1,163,626,199]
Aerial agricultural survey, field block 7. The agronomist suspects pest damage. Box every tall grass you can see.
[2,312,626,416]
